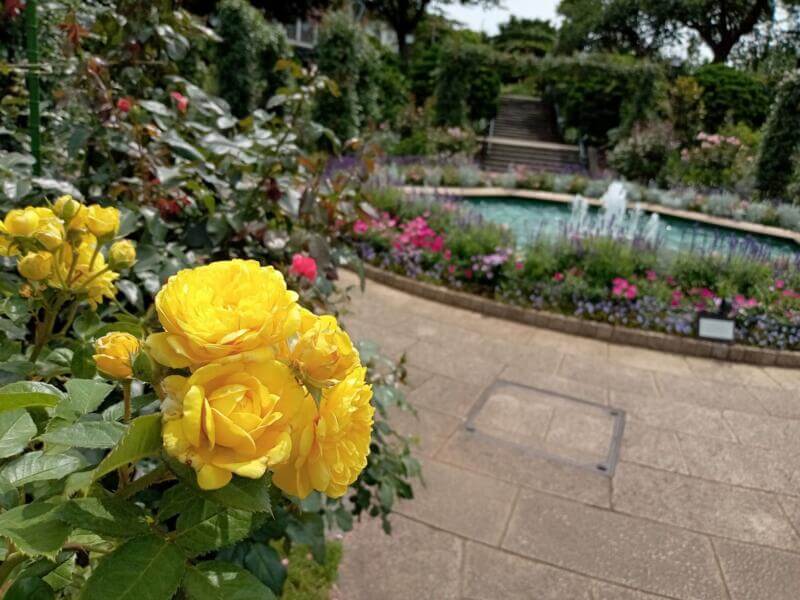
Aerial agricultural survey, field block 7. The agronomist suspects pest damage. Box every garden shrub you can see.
[216,0,290,117]
[433,38,501,126]
[314,11,380,142]
[536,53,663,145]
[609,121,677,185]
[755,71,800,200]
[694,64,770,132]
[777,204,800,231]
[669,75,705,145]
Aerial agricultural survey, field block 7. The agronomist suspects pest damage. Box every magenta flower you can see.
[553,272,564,282]
[353,220,369,234]
[646,270,657,282]
[290,254,317,281]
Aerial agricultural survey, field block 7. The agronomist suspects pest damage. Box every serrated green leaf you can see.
[0,451,89,487]
[58,497,150,539]
[157,483,197,523]
[0,502,71,559]
[93,414,161,480]
[5,575,55,600]
[56,380,114,420]
[286,513,325,563]
[79,535,186,600]
[39,421,126,449]
[238,543,286,595]
[174,498,260,557]
[0,409,36,458]
[0,381,64,413]
[182,561,276,600]
[203,475,272,513]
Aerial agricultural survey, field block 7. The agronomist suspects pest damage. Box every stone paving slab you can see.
[613,462,800,551]
[713,538,800,600]
[396,459,518,545]
[336,271,800,599]
[502,489,727,599]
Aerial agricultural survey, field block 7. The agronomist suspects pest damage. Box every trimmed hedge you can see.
[756,70,800,200]
[694,64,770,132]
[536,53,662,145]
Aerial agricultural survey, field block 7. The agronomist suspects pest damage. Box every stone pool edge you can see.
[354,263,800,368]
[400,185,800,246]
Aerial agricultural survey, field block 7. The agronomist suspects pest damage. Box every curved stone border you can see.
[359,263,800,368]
[401,185,800,246]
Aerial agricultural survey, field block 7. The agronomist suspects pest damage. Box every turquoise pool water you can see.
[462,197,800,259]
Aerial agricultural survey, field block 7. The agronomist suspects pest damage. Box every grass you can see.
[280,541,343,600]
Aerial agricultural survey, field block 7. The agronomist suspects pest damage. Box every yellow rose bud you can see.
[53,195,81,221]
[86,205,120,239]
[108,239,136,269]
[283,308,360,388]
[160,359,296,490]
[146,259,300,369]
[93,332,141,380]
[17,251,53,281]
[4,208,39,237]
[273,367,374,499]
[33,222,64,251]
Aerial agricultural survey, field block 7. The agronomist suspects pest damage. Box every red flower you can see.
[290,254,317,281]
[552,272,564,282]
[170,91,189,114]
[116,97,132,113]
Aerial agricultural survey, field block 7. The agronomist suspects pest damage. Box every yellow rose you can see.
[86,205,120,239]
[0,225,18,257]
[4,208,39,237]
[283,308,360,388]
[53,195,87,230]
[146,260,301,369]
[32,208,65,251]
[273,366,374,498]
[49,238,118,308]
[17,251,53,281]
[160,359,299,490]
[108,239,136,269]
[93,332,141,379]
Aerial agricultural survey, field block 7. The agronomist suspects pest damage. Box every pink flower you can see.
[646,270,657,282]
[353,220,369,234]
[553,272,564,282]
[775,279,785,290]
[464,268,473,280]
[170,91,189,113]
[116,97,132,113]
[290,254,317,281]
[699,288,714,299]
[515,261,524,271]
[448,265,456,274]
[670,290,683,307]
[625,285,638,300]
[444,249,452,261]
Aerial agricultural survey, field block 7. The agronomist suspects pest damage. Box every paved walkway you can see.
[336,271,800,600]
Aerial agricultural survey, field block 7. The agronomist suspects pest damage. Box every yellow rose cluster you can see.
[147,259,374,496]
[0,196,136,308]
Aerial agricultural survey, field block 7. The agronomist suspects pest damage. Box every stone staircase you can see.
[481,96,584,173]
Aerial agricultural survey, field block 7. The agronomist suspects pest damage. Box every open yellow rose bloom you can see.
[150,259,373,495]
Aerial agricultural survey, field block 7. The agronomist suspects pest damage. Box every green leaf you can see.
[204,476,271,513]
[0,409,36,458]
[58,497,150,539]
[39,421,126,449]
[70,346,96,379]
[157,484,197,523]
[0,502,71,558]
[93,414,161,480]
[56,380,114,420]
[79,535,186,600]
[5,576,55,600]
[238,543,286,595]
[174,498,260,557]
[286,514,325,563]
[182,561,276,600]
[0,381,64,413]
[0,451,89,487]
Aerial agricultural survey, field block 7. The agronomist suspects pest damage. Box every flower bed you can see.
[348,187,800,352]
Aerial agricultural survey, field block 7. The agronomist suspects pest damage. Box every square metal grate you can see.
[465,379,626,476]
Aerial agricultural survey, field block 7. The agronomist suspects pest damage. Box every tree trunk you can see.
[395,23,411,68]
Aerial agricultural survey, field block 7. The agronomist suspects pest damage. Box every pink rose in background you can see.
[290,254,317,281]
[646,270,657,282]
[171,91,189,113]
[515,261,524,271]
[625,285,638,300]
[116,97,132,113]
[670,289,683,307]
[553,272,564,282]
[353,220,369,234]
[775,279,785,290]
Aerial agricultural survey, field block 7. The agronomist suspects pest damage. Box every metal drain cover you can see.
[465,380,625,476]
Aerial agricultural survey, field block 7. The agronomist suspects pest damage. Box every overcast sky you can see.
[439,0,561,35]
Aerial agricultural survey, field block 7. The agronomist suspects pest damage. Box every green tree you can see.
[492,17,555,56]
[755,70,800,199]
[363,0,499,66]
